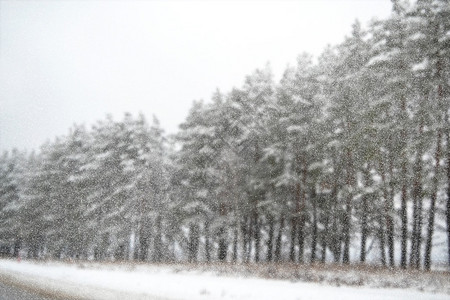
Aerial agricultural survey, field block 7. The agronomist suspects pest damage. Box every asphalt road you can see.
[0,281,54,300]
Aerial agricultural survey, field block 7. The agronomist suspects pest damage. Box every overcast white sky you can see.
[0,0,393,152]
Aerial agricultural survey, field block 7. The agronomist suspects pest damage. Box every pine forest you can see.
[1,0,449,272]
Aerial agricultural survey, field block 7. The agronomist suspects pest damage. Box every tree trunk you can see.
[298,215,305,264]
[400,179,408,269]
[379,160,389,266]
[266,215,274,262]
[360,167,372,263]
[289,215,297,262]
[138,232,149,261]
[321,198,331,264]
[254,212,261,263]
[133,233,139,260]
[400,94,409,269]
[115,244,126,261]
[360,214,367,263]
[410,140,424,268]
[138,218,151,261]
[205,220,211,262]
[310,187,318,263]
[342,148,354,265]
[387,154,395,267]
[410,191,418,267]
[378,214,386,266]
[218,202,228,262]
[13,237,21,258]
[232,225,238,263]
[446,130,450,267]
[424,130,442,270]
[298,169,307,264]
[246,215,253,263]
[153,215,163,262]
[410,116,424,269]
[218,227,227,261]
[331,215,342,264]
[188,223,199,263]
[416,176,424,269]
[330,186,342,263]
[242,216,249,262]
[274,216,284,263]
[100,233,110,260]
[360,174,368,263]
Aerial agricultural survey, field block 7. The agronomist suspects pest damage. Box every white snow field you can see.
[0,259,448,300]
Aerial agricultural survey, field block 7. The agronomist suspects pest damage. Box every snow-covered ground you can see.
[0,259,448,300]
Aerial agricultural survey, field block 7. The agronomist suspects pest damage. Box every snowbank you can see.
[0,259,448,300]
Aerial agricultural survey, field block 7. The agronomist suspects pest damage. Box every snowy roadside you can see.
[0,259,448,300]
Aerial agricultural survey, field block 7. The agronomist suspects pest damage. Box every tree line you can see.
[0,0,449,270]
